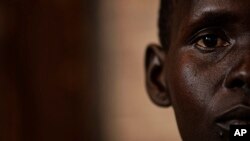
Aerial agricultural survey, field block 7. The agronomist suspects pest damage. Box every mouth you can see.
[216,105,250,131]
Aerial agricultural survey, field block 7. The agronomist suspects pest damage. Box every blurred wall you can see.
[99,1,181,141]
[0,0,99,141]
[0,1,182,141]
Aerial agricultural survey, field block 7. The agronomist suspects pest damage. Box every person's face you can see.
[145,0,250,141]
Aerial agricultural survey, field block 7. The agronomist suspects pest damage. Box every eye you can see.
[195,34,230,49]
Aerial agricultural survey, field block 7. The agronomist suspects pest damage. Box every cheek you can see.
[166,52,226,133]
[168,54,214,113]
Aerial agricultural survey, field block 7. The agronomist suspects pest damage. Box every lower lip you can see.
[217,120,250,131]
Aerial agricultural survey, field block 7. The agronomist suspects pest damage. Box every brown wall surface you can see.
[99,1,181,141]
[0,0,99,141]
[0,1,182,141]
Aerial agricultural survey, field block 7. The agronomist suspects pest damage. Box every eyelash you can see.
[189,28,231,51]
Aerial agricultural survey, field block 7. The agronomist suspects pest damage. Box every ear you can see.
[145,44,171,107]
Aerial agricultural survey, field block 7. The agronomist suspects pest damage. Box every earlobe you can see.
[145,44,171,107]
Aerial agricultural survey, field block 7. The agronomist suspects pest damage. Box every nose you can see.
[224,59,250,92]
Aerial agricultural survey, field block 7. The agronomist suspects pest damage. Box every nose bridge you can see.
[234,41,250,71]
[224,52,250,90]
[234,52,250,79]
[240,51,250,73]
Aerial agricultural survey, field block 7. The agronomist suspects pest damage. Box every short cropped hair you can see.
[159,0,174,49]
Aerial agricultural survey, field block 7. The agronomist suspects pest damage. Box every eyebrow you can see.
[185,10,239,34]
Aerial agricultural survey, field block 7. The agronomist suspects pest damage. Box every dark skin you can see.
[145,0,250,141]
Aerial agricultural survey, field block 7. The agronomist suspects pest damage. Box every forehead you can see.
[190,0,250,15]
[176,0,250,20]
[170,0,250,43]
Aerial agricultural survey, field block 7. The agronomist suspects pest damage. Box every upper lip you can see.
[215,104,250,130]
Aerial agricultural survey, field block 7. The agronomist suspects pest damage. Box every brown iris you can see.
[196,34,230,48]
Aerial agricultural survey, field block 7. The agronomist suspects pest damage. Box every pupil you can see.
[203,35,218,47]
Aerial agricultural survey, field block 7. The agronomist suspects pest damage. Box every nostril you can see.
[226,78,245,89]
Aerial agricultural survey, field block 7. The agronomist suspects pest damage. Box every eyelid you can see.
[187,27,229,45]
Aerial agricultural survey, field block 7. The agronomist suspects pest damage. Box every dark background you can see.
[0,0,100,141]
